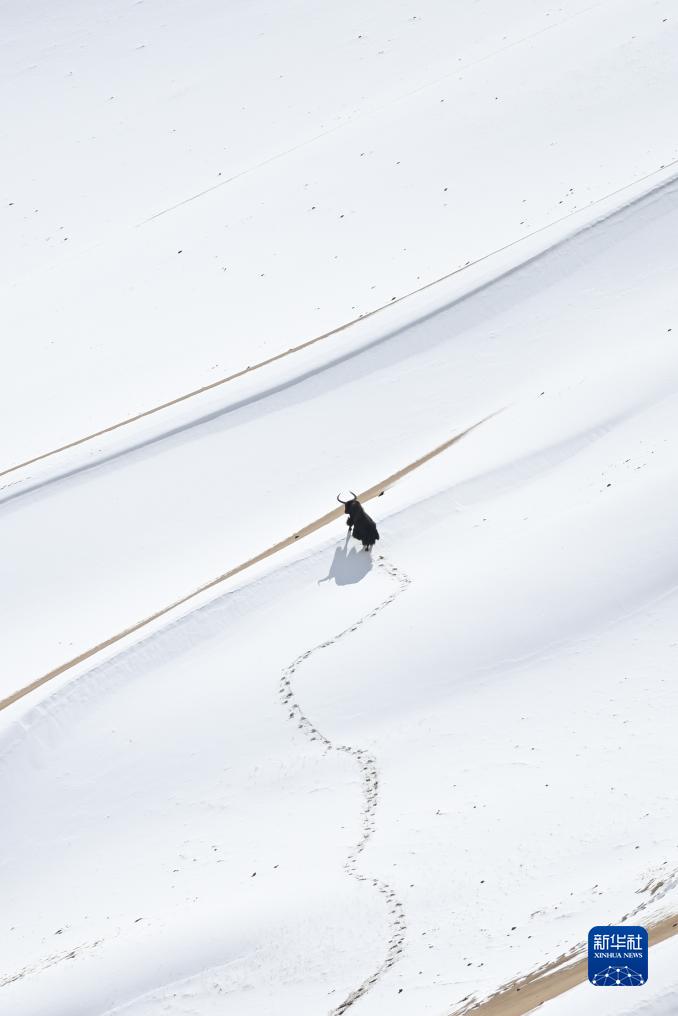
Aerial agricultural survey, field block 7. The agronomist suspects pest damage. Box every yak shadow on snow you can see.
[319,536,373,586]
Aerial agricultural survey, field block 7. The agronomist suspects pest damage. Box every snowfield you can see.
[2,1,678,1015]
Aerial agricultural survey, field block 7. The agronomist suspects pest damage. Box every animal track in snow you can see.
[278,554,410,1014]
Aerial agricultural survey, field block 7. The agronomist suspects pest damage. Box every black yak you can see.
[337,492,380,551]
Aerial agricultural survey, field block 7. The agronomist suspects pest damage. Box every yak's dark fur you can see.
[341,496,380,551]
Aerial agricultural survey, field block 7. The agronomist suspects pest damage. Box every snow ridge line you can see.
[3,157,678,485]
[279,555,411,1014]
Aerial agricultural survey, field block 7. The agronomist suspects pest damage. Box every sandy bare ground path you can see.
[0,412,496,714]
[450,915,678,1015]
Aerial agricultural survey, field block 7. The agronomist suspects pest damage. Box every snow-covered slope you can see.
[3,174,678,698]
[2,0,677,465]
[2,2,678,1015]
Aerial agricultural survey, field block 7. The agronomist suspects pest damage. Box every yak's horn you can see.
[336,491,357,504]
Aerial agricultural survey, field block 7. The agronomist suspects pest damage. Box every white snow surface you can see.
[2,2,678,1015]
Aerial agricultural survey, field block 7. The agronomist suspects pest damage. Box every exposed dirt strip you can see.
[450,914,678,1016]
[0,411,499,714]
[3,158,677,484]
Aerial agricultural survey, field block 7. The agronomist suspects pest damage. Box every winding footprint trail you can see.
[279,555,410,1014]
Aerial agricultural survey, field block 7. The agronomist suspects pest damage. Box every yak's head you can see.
[337,491,359,516]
